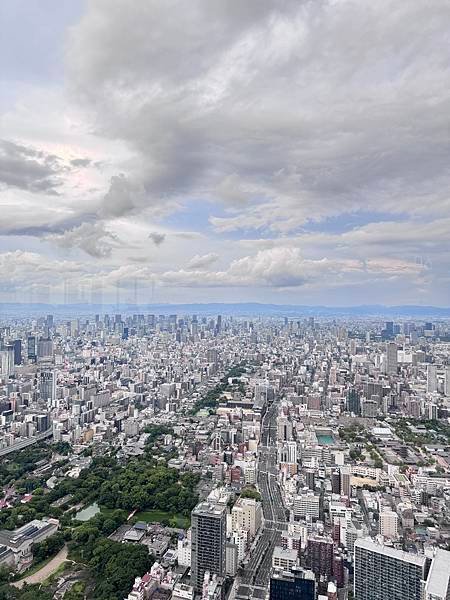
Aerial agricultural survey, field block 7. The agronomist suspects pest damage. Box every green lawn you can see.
[99,505,119,518]
[133,510,190,529]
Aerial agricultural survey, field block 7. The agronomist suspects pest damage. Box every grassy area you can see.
[99,505,119,518]
[133,510,190,529]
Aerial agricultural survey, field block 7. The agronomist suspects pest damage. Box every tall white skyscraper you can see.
[0,348,14,377]
[427,364,437,393]
[445,366,450,397]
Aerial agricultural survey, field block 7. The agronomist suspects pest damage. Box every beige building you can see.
[231,497,262,539]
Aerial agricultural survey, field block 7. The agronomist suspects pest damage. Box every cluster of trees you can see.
[0,584,53,600]
[189,364,248,415]
[338,424,365,443]
[0,450,199,530]
[0,445,51,490]
[69,510,128,563]
[68,512,153,599]
[143,425,174,447]
[394,418,450,446]
[50,442,71,456]
[189,382,229,414]
[88,539,152,599]
[240,487,261,501]
[32,532,65,564]
[96,459,199,514]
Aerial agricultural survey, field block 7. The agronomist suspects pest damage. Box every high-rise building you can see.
[354,539,428,600]
[331,470,341,494]
[191,502,226,592]
[385,342,398,375]
[269,567,316,600]
[37,338,53,360]
[306,536,334,578]
[347,389,361,415]
[277,417,293,441]
[293,490,320,520]
[12,340,22,365]
[427,364,438,393]
[27,335,36,362]
[0,348,14,377]
[445,366,450,397]
[305,468,315,491]
[39,370,57,404]
[340,466,351,498]
[379,509,398,539]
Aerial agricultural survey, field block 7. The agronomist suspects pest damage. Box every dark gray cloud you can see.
[0,139,65,194]
[45,222,120,258]
[67,0,450,231]
[70,157,91,167]
[148,231,166,246]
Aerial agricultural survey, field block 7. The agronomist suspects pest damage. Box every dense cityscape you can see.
[0,310,448,599]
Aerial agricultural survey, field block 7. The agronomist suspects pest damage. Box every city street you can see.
[236,400,287,599]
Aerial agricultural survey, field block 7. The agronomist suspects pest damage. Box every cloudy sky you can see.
[1,0,449,306]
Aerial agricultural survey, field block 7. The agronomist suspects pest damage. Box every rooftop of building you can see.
[355,538,427,567]
[424,549,450,597]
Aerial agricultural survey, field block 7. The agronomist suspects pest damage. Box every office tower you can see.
[385,342,398,375]
[12,340,22,365]
[39,370,57,404]
[346,389,360,415]
[427,364,438,393]
[423,549,450,600]
[37,338,53,360]
[354,539,428,600]
[305,468,315,491]
[27,335,37,362]
[379,509,398,539]
[385,321,394,337]
[0,348,14,377]
[306,536,334,578]
[191,502,226,592]
[270,567,316,600]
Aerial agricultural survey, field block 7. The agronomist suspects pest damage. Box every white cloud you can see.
[186,253,219,270]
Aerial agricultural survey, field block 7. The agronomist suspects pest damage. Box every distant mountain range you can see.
[0,302,449,318]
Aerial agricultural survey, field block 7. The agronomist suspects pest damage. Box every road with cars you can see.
[237,400,288,598]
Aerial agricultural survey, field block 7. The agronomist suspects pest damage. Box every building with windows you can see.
[354,538,428,600]
[190,502,226,593]
[269,566,315,600]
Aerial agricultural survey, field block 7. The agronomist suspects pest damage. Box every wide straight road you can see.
[237,400,288,598]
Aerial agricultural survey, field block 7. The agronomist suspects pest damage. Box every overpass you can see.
[0,428,53,457]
